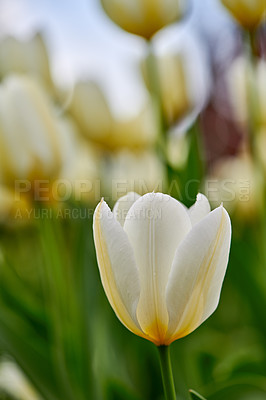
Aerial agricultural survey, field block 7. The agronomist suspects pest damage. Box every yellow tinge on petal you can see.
[165,207,230,345]
[93,200,148,339]
[123,193,191,345]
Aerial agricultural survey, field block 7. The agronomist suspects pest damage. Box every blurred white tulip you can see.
[0,33,54,93]
[0,75,101,221]
[226,56,266,128]
[167,131,189,169]
[69,80,157,149]
[100,149,166,201]
[93,192,231,345]
[0,359,41,400]
[0,75,63,185]
[142,25,211,129]
[58,123,101,204]
[204,152,264,220]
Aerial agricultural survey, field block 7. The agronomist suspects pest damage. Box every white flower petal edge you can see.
[188,193,211,226]
[165,206,231,345]
[123,193,192,344]
[113,192,141,227]
[93,199,146,338]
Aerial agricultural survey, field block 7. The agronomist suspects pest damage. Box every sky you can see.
[0,0,235,118]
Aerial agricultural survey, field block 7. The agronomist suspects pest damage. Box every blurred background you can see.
[0,0,266,399]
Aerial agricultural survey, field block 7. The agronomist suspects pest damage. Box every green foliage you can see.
[0,126,266,399]
[189,390,207,400]
[0,201,266,400]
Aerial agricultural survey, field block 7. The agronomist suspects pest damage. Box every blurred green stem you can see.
[146,40,168,188]
[158,346,176,400]
[247,29,257,58]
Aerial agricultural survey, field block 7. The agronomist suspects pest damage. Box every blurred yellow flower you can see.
[100,149,165,200]
[93,192,231,345]
[0,33,54,93]
[69,81,157,149]
[205,153,263,220]
[221,0,266,30]
[100,0,188,39]
[0,186,31,225]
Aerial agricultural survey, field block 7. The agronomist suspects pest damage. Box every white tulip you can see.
[93,192,231,346]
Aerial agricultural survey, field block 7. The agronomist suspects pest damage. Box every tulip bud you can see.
[69,81,157,149]
[0,75,63,186]
[93,192,231,345]
[101,0,189,39]
[0,33,54,92]
[221,0,266,30]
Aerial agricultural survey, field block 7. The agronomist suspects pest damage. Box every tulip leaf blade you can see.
[189,389,207,400]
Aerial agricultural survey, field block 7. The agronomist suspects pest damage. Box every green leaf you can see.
[0,311,60,400]
[189,389,207,400]
[105,379,142,400]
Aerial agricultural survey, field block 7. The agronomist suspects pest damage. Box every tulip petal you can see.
[165,206,231,345]
[113,192,141,227]
[93,200,145,338]
[123,193,191,344]
[188,193,211,226]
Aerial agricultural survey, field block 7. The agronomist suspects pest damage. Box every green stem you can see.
[158,345,176,400]
[247,29,257,58]
[146,40,169,190]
